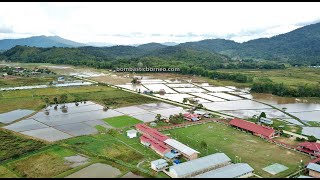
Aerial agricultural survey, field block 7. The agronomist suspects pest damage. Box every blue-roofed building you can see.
[307,163,320,178]
[151,159,169,172]
[193,163,254,178]
[164,152,177,159]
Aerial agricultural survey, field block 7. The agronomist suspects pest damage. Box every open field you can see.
[0,166,17,178]
[163,122,311,178]
[5,145,77,178]
[217,67,320,87]
[60,131,166,177]
[104,116,143,128]
[0,76,57,88]
[0,85,158,113]
[0,129,46,162]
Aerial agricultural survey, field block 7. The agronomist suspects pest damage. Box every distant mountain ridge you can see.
[0,35,86,50]
[1,22,320,65]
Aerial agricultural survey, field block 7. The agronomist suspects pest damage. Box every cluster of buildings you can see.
[161,153,254,178]
[135,124,200,160]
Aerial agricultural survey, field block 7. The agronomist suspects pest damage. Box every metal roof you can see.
[169,153,231,177]
[151,159,167,165]
[307,163,320,172]
[297,175,313,178]
[299,142,320,152]
[229,118,275,137]
[164,139,200,156]
[193,163,254,178]
[127,129,137,134]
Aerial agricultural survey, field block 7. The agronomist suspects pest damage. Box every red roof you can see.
[140,134,170,154]
[298,142,320,152]
[136,124,169,142]
[229,118,275,137]
[183,113,200,119]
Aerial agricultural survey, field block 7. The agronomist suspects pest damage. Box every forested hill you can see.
[176,22,320,65]
[0,36,86,50]
[1,45,239,69]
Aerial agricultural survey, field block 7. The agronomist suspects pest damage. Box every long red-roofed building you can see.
[229,118,278,139]
[140,134,171,156]
[297,142,320,157]
[136,124,169,142]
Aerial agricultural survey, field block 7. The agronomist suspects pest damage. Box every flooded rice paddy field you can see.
[1,102,184,141]
[65,163,121,178]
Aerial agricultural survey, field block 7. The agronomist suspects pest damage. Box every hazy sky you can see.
[0,2,320,45]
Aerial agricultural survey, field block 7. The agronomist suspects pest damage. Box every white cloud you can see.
[0,2,319,44]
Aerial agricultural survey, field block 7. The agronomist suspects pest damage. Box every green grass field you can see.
[217,67,320,88]
[60,131,166,177]
[0,129,46,162]
[0,85,157,113]
[0,76,57,88]
[163,122,311,178]
[0,166,17,178]
[5,145,77,178]
[104,116,143,128]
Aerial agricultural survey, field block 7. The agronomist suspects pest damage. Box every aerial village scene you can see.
[1,63,320,178]
[1,2,320,179]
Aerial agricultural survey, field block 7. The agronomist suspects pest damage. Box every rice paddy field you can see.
[163,122,311,178]
[0,85,158,113]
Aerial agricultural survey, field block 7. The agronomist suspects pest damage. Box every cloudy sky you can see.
[0,2,320,45]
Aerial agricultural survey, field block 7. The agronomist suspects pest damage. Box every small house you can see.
[151,159,169,172]
[159,89,166,95]
[307,163,320,178]
[57,76,65,83]
[260,117,273,125]
[183,113,200,121]
[126,129,138,138]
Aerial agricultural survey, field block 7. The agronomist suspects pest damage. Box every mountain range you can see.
[1,22,320,65]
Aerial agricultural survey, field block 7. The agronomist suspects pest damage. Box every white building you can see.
[151,159,169,172]
[167,153,231,178]
[193,163,254,178]
[164,139,200,160]
[127,129,138,138]
[260,117,273,125]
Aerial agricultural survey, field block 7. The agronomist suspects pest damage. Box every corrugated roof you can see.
[307,163,320,172]
[299,142,320,152]
[164,139,199,156]
[229,118,275,137]
[151,159,167,165]
[297,175,313,178]
[193,163,254,178]
[184,113,200,119]
[140,134,170,154]
[127,129,137,134]
[169,153,231,177]
[136,123,169,142]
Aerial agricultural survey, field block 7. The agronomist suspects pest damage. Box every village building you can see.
[229,118,279,139]
[166,153,231,178]
[151,159,169,172]
[307,163,320,178]
[297,142,320,156]
[126,129,137,138]
[183,113,200,122]
[164,139,200,160]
